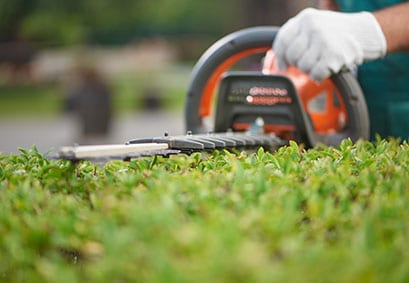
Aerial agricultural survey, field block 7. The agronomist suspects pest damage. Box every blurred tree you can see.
[4,0,239,45]
[0,0,35,41]
[0,0,317,46]
[85,0,245,44]
[21,0,86,45]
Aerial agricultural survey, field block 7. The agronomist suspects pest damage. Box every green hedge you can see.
[1,139,409,282]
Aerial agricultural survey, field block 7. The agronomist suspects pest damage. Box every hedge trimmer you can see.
[56,26,369,161]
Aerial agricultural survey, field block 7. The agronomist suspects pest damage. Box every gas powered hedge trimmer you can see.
[56,26,369,161]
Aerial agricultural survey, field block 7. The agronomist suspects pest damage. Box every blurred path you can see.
[0,111,184,154]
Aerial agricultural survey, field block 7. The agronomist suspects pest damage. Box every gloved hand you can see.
[273,8,387,81]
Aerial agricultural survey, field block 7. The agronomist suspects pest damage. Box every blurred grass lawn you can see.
[0,84,61,117]
[0,65,191,118]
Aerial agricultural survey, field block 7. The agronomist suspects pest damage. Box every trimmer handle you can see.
[185,26,369,147]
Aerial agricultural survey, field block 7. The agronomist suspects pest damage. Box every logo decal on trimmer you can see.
[247,86,292,105]
[246,95,292,105]
[249,86,288,96]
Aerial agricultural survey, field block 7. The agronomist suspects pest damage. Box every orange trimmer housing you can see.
[185,26,369,147]
[262,50,348,135]
[197,48,347,137]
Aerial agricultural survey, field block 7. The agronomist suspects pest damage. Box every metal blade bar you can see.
[54,133,286,161]
[128,132,285,152]
[128,137,205,151]
[58,143,169,159]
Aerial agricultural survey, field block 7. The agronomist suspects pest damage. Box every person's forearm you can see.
[373,2,409,53]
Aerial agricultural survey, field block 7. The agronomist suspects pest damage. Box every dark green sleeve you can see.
[336,0,409,140]
[335,0,407,12]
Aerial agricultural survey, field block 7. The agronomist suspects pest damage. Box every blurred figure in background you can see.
[65,65,112,144]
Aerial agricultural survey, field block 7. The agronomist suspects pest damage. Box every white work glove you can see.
[273,8,387,81]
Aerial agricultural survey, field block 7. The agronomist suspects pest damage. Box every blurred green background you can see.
[0,0,318,115]
[0,0,317,152]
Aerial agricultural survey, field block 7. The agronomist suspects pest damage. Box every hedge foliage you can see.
[1,139,409,282]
